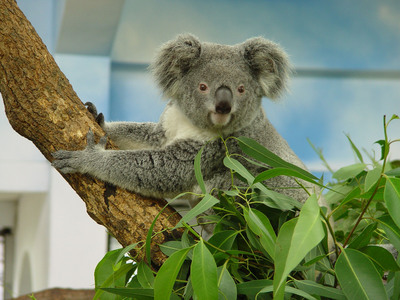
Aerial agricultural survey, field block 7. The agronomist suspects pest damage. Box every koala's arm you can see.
[85,102,165,150]
[52,130,225,198]
[103,122,165,150]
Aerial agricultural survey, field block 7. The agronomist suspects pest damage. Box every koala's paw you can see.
[52,129,107,174]
[85,102,105,127]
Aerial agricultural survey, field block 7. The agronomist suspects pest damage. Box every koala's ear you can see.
[150,34,201,98]
[242,37,292,99]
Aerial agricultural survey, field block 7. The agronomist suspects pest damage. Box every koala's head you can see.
[151,34,291,134]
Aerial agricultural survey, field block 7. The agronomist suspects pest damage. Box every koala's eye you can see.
[199,83,208,92]
[238,85,245,94]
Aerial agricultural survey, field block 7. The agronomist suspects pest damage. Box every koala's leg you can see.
[103,122,166,150]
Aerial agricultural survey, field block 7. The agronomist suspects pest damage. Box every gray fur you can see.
[52,34,310,204]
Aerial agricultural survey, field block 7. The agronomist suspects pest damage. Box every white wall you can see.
[47,170,107,289]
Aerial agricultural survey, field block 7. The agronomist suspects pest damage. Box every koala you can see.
[52,34,312,209]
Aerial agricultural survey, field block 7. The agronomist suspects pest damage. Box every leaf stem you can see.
[342,116,389,249]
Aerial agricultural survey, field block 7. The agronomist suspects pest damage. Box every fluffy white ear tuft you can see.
[242,37,292,100]
[150,34,201,99]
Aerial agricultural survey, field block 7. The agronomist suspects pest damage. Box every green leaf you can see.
[384,177,400,229]
[389,114,400,122]
[100,287,154,299]
[237,136,318,180]
[388,272,400,300]
[254,181,301,210]
[334,186,362,211]
[360,246,400,272]
[95,263,134,300]
[364,167,382,192]
[207,230,238,254]
[154,247,191,300]
[346,134,364,163]
[375,139,389,161]
[137,261,154,289]
[217,265,237,300]
[243,208,276,259]
[191,239,218,299]
[114,243,139,266]
[273,218,297,299]
[335,248,388,300]
[223,156,254,184]
[256,285,318,300]
[224,157,300,210]
[385,167,400,177]
[176,194,219,227]
[94,249,134,300]
[294,280,346,300]
[273,194,325,300]
[236,279,273,296]
[348,222,378,249]
[145,201,171,264]
[332,163,367,181]
[378,215,400,253]
[194,145,206,194]
[159,241,184,257]
[253,167,323,189]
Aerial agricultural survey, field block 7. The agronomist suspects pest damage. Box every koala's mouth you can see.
[210,112,232,127]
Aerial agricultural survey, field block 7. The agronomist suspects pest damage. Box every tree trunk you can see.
[0,0,181,266]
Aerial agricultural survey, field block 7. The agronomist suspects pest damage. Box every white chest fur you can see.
[161,104,219,146]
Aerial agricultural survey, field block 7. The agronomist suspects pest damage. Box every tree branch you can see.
[0,0,181,266]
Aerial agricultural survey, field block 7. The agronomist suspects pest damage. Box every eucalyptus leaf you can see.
[332,163,367,181]
[378,215,400,253]
[100,287,154,299]
[273,218,297,299]
[360,245,400,272]
[154,247,191,300]
[384,177,400,229]
[191,239,219,299]
[385,167,400,177]
[194,145,206,194]
[335,248,388,300]
[364,167,381,192]
[256,285,318,300]
[294,280,346,300]
[237,136,318,180]
[159,241,183,257]
[236,279,273,296]
[176,194,219,227]
[207,230,238,254]
[137,261,154,289]
[253,167,323,189]
[348,222,377,249]
[244,207,276,259]
[375,139,389,161]
[224,156,299,210]
[94,249,134,300]
[346,134,364,163]
[273,194,324,300]
[217,265,237,300]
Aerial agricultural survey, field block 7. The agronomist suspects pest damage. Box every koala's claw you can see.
[51,150,81,174]
[52,129,107,174]
[85,102,97,116]
[85,129,107,148]
[85,102,105,127]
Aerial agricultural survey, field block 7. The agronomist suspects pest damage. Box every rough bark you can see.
[0,0,181,266]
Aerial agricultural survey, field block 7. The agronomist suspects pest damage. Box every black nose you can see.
[215,86,232,114]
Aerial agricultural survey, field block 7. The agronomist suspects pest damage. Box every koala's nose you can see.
[215,86,232,114]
